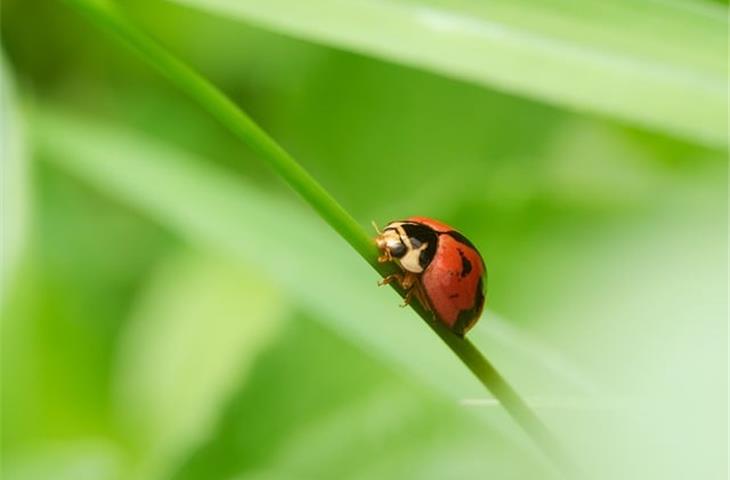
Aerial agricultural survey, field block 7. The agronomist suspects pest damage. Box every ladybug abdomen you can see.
[421,234,485,336]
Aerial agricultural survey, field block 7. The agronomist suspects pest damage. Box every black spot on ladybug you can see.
[476,276,485,308]
[448,293,459,299]
[444,231,485,268]
[458,249,472,278]
[452,277,485,336]
[401,223,438,269]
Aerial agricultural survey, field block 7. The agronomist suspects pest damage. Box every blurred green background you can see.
[1,1,727,479]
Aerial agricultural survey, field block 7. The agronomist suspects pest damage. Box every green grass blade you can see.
[164,0,728,147]
[65,0,578,473]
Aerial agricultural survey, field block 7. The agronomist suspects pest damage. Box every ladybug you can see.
[374,216,486,337]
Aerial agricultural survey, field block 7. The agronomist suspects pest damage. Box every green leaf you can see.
[0,55,29,302]
[164,0,727,146]
[113,251,285,479]
[2,439,122,480]
[171,314,553,480]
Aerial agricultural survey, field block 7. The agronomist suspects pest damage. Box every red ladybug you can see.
[374,216,486,336]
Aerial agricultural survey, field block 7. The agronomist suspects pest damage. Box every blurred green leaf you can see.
[172,314,552,480]
[113,251,286,479]
[2,439,122,480]
[164,0,728,146]
[1,158,176,455]
[0,54,29,301]
[245,386,538,480]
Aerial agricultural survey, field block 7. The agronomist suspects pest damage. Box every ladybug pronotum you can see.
[374,216,486,337]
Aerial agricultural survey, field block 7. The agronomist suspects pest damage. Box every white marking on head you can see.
[399,242,427,273]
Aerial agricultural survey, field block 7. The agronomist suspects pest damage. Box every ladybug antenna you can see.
[371,220,382,234]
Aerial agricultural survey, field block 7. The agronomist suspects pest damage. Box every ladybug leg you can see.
[379,272,415,304]
[380,272,427,310]
[401,271,418,290]
[401,279,431,311]
[401,288,416,307]
[412,282,432,313]
[397,272,419,307]
[378,273,404,287]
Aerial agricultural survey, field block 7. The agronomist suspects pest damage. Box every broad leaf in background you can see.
[0,55,28,302]
[1,440,122,480]
[164,0,728,146]
[0,55,32,474]
[171,313,551,480]
[114,252,286,479]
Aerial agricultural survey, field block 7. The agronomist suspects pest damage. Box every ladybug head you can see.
[375,227,407,260]
[375,221,438,274]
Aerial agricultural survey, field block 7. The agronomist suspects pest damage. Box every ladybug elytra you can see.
[374,216,486,337]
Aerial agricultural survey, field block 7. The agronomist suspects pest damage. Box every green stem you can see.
[66,0,575,475]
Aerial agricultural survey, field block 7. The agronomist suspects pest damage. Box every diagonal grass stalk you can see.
[67,0,577,474]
